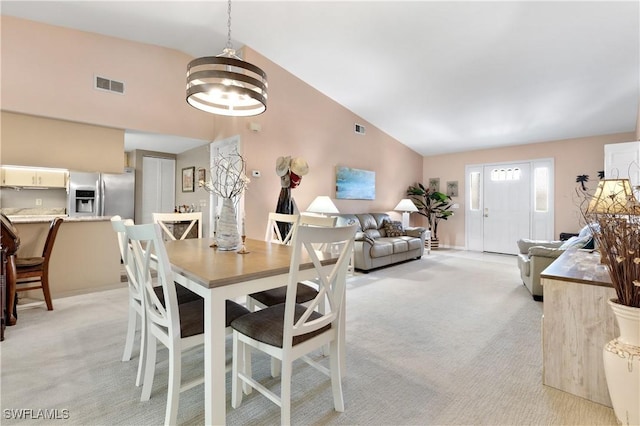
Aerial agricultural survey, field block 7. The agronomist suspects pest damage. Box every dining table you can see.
[163,237,338,425]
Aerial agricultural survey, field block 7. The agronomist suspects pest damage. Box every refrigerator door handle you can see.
[100,178,106,216]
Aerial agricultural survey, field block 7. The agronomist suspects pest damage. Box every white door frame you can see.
[465,158,554,252]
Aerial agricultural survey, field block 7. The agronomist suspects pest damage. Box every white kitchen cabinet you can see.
[1,167,67,188]
[604,141,640,188]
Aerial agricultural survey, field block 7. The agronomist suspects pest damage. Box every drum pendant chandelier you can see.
[186,0,268,117]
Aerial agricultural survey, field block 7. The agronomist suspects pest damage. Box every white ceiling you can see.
[2,1,639,156]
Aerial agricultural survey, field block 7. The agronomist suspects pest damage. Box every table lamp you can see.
[394,198,418,228]
[587,179,637,214]
[306,196,339,216]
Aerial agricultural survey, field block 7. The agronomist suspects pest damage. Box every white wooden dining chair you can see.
[111,216,146,386]
[152,212,202,241]
[126,223,249,425]
[231,224,357,425]
[264,212,299,245]
[112,216,203,388]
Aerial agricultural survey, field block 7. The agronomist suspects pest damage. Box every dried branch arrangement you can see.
[199,151,249,200]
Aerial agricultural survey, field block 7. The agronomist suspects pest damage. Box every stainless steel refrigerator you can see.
[68,168,135,219]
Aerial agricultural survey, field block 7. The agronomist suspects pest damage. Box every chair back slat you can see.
[42,217,64,261]
[265,212,299,244]
[152,212,202,241]
[111,216,140,300]
[299,214,337,227]
[283,224,356,341]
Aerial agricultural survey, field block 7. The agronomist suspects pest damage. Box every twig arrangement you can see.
[199,151,249,200]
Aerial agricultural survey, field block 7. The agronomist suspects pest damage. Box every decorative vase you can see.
[216,198,240,251]
[603,298,640,426]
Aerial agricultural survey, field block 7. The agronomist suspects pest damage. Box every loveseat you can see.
[517,225,594,301]
[335,213,426,271]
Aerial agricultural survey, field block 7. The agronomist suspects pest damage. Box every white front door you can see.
[482,163,531,255]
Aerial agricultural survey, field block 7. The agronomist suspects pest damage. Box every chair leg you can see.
[41,273,54,311]
[122,304,137,362]
[246,295,256,312]
[231,333,243,408]
[135,310,147,387]
[165,346,181,426]
[280,356,292,426]
[329,339,344,412]
[140,332,157,402]
[270,357,281,377]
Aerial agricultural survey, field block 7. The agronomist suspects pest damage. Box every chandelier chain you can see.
[226,0,232,50]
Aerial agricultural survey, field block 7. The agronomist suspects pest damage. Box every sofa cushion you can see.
[383,220,405,237]
[370,241,393,258]
[528,246,563,258]
[357,214,378,231]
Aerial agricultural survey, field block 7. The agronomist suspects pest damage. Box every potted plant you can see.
[406,183,454,247]
[580,178,640,425]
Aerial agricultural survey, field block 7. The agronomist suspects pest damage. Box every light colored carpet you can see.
[0,249,618,425]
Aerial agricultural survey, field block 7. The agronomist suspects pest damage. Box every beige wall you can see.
[1,16,422,240]
[423,132,636,248]
[0,15,214,141]
[1,112,125,172]
[176,47,423,239]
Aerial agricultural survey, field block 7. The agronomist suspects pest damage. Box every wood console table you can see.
[541,249,617,407]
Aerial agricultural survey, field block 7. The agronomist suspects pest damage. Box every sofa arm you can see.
[517,239,562,254]
[528,246,564,258]
[355,231,374,245]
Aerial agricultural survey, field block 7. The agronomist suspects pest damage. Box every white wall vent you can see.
[94,75,125,94]
[354,123,366,135]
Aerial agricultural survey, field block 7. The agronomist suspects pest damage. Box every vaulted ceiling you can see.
[2,1,638,155]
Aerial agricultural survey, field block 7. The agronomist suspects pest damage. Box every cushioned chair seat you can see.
[15,257,44,269]
[179,299,250,338]
[249,283,317,306]
[231,303,330,348]
[153,284,202,307]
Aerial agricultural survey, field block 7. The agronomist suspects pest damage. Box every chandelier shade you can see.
[185,0,268,117]
[186,54,268,117]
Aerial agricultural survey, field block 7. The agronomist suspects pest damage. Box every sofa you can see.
[335,213,426,271]
[517,225,594,301]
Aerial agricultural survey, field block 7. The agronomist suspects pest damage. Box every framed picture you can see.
[182,167,195,192]
[447,180,459,197]
[428,178,440,193]
[197,168,206,185]
[335,166,375,200]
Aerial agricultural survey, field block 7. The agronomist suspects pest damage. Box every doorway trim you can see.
[465,158,554,252]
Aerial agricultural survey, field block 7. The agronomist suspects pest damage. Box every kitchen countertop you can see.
[7,215,113,224]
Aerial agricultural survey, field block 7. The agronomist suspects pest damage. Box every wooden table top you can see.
[540,249,612,288]
[164,238,334,289]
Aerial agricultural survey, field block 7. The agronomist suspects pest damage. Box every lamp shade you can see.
[394,199,418,212]
[306,196,339,214]
[587,179,637,214]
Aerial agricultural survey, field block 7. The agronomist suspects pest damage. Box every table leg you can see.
[204,290,228,425]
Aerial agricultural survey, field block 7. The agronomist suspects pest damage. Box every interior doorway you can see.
[465,159,554,255]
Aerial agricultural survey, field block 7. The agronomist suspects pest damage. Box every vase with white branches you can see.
[199,151,249,250]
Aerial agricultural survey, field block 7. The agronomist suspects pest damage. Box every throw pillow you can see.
[383,220,405,237]
[559,234,592,250]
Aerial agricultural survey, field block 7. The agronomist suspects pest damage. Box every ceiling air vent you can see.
[354,124,366,135]
[94,75,125,94]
